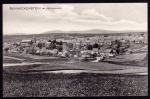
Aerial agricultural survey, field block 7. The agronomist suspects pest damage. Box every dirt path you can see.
[3,53,60,60]
[3,62,50,67]
[41,69,148,75]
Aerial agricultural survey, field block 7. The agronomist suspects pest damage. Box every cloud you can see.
[50,6,113,21]
[51,5,78,18]
[3,4,147,34]
[80,9,113,21]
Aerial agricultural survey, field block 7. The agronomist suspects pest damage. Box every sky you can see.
[3,3,147,35]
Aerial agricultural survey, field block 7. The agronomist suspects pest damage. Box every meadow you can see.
[3,50,148,97]
[3,72,148,97]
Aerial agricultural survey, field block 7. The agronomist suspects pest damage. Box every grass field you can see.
[3,53,69,64]
[103,52,147,67]
[3,63,148,97]
[106,60,148,67]
[3,58,22,63]
[3,53,148,97]
[3,52,147,67]
[4,61,146,74]
[3,73,147,97]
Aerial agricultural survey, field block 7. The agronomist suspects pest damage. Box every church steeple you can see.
[32,35,36,43]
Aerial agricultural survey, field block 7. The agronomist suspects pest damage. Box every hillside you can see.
[42,29,147,34]
[3,29,147,43]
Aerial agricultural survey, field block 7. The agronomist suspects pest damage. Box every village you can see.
[3,3,148,97]
[3,33,148,62]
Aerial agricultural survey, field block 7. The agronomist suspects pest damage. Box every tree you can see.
[126,45,130,48]
[4,47,9,53]
[116,48,120,54]
[128,34,131,36]
[92,53,97,57]
[30,40,34,45]
[56,41,60,45]
[59,41,63,45]
[20,46,23,51]
[38,43,43,49]
[58,46,63,52]
[115,40,118,43]
[110,49,114,54]
[52,39,56,44]
[51,44,56,49]
[67,43,73,49]
[104,34,108,37]
[93,43,99,48]
[140,33,144,37]
[117,43,121,48]
[86,44,93,50]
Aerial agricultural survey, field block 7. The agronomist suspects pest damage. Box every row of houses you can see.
[3,34,148,60]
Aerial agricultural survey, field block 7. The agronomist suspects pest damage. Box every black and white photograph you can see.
[3,3,148,97]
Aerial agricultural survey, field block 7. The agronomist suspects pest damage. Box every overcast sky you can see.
[3,3,147,35]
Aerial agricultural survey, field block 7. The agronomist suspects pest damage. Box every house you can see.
[9,47,21,53]
[39,40,47,47]
[85,40,91,44]
[35,49,41,55]
[63,43,73,51]
[120,39,126,43]
[61,51,68,57]
[32,47,40,54]
[25,47,35,54]
[99,45,109,54]
[57,39,66,42]
[125,40,130,42]
[58,52,63,56]
[81,50,92,54]
[39,48,47,55]
[81,53,91,58]
[51,49,58,55]
[104,49,112,53]
[32,42,40,47]
[125,48,133,54]
[20,39,33,47]
[3,43,10,49]
[45,42,51,48]
[92,48,99,54]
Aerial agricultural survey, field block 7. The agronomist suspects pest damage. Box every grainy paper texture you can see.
[3,3,148,97]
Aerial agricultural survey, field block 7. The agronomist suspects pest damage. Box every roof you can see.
[39,40,47,43]
[21,40,32,43]
[92,48,99,52]
[45,42,51,45]
[104,49,112,53]
[100,45,109,50]
[32,43,39,46]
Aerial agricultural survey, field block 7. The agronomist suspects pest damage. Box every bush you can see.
[4,47,9,53]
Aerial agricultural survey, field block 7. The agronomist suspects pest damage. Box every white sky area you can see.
[3,3,147,35]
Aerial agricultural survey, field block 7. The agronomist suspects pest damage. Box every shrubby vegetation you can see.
[3,73,148,97]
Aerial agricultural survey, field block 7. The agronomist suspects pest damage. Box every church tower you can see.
[32,35,36,43]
